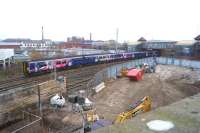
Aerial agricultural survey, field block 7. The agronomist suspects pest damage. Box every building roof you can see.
[0,42,21,46]
[127,41,142,45]
[2,38,52,44]
[146,40,176,43]
[176,40,195,46]
[137,37,147,42]
[194,35,200,41]
[2,38,31,43]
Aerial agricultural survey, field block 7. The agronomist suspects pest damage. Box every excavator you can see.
[84,96,151,132]
[114,96,151,124]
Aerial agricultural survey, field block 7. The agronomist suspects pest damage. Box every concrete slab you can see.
[93,93,200,133]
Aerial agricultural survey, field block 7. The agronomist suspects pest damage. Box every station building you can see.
[175,40,195,56]
[127,36,200,57]
[2,38,53,50]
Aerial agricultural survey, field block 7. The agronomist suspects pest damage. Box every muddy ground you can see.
[91,65,200,121]
[1,65,200,132]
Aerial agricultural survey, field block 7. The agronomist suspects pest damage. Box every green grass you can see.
[155,109,200,128]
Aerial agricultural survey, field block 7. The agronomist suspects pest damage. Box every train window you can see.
[56,61,61,64]
[62,60,66,64]
[38,62,47,67]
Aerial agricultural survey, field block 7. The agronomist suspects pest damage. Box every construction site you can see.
[0,57,200,133]
[1,0,200,132]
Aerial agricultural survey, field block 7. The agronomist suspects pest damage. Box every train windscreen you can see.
[29,63,35,70]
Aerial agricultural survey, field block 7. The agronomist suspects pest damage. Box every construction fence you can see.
[87,57,200,96]
[0,79,66,133]
[157,57,200,69]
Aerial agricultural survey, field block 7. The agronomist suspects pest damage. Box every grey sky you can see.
[0,0,200,42]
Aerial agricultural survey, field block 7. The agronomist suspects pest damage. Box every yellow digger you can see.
[114,96,151,124]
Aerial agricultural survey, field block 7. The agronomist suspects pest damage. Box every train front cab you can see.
[22,61,29,77]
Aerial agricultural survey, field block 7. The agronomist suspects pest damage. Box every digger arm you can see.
[114,96,151,124]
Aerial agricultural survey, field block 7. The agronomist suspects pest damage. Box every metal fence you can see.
[86,57,200,96]
[10,111,42,133]
[157,57,200,69]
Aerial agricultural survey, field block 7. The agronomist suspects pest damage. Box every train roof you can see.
[25,53,112,62]
[24,51,155,63]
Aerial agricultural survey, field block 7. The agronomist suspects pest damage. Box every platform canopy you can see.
[0,49,14,60]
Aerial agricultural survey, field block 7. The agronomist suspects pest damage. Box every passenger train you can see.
[22,51,159,77]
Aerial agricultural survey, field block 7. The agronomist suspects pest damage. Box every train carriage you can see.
[23,51,160,77]
[55,58,69,69]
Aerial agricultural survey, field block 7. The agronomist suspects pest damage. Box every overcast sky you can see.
[0,0,200,42]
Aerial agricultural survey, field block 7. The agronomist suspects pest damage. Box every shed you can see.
[0,49,14,68]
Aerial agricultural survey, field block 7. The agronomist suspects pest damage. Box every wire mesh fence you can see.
[10,111,42,133]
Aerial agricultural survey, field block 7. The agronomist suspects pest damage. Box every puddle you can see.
[147,120,174,131]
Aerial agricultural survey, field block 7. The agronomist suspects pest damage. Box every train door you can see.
[61,59,67,68]
[55,60,62,68]
[94,56,98,63]
[47,60,54,70]
[68,58,73,67]
[146,52,148,57]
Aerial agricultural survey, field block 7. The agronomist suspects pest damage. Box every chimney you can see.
[90,33,92,41]
[42,26,44,41]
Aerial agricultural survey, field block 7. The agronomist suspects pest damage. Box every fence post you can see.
[37,84,42,116]
[115,67,117,78]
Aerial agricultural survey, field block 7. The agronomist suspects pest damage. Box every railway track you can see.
[67,77,92,94]
[0,61,129,93]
